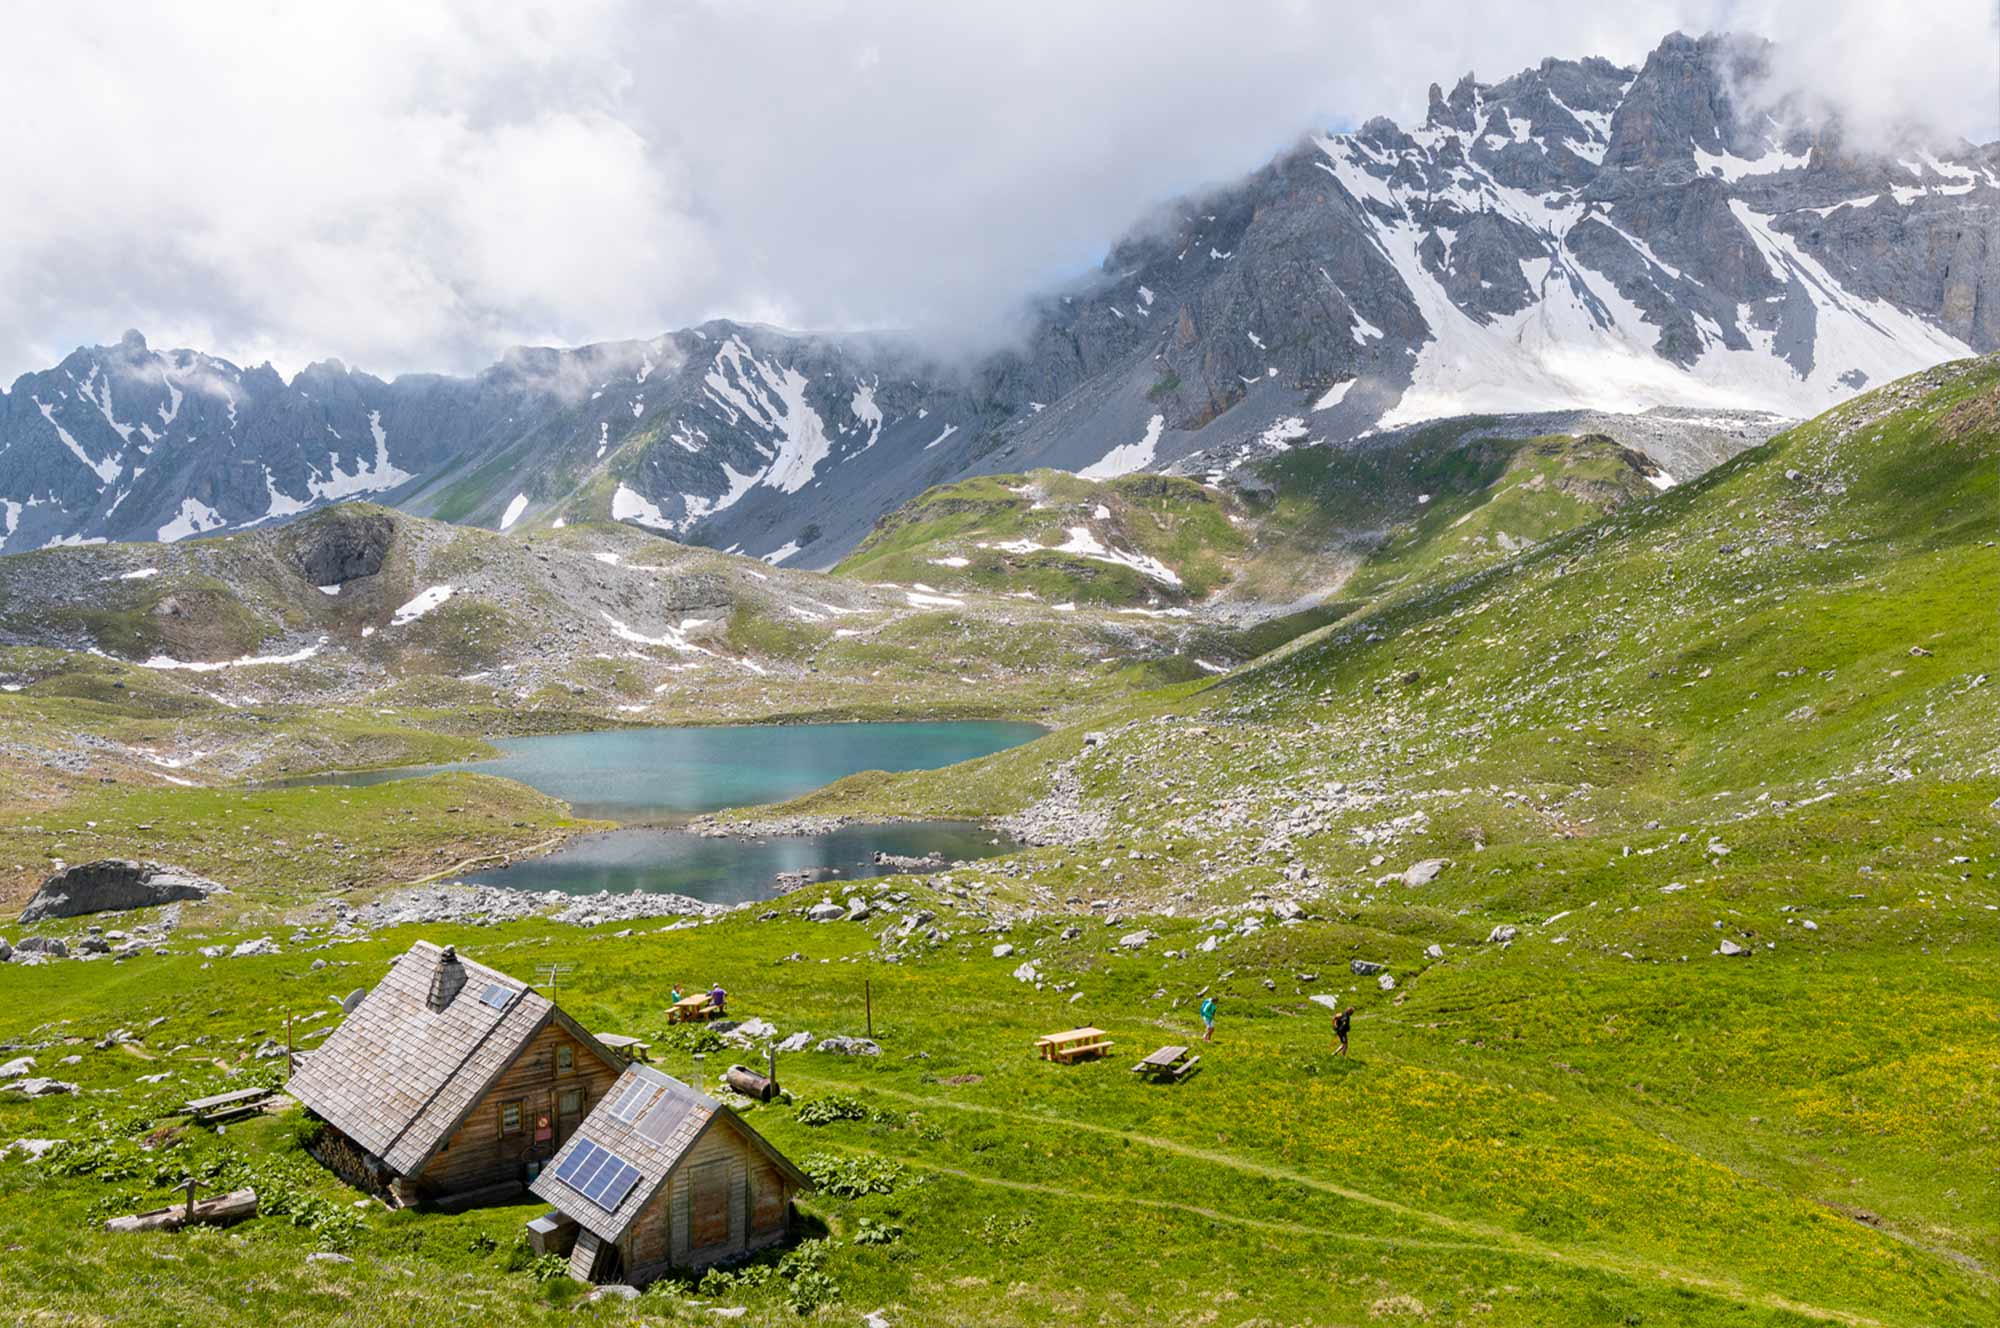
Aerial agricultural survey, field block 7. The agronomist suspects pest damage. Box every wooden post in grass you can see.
[864,979,873,1039]
[183,1176,196,1223]
[285,1013,294,1073]
[766,1043,778,1094]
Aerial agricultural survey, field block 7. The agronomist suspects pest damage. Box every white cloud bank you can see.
[0,0,1991,383]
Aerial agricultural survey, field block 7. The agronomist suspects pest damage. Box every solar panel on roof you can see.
[634,1088,698,1144]
[585,1158,642,1210]
[609,1080,662,1124]
[477,983,514,1012]
[551,1139,642,1212]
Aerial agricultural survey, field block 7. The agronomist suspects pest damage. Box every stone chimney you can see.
[427,945,466,1012]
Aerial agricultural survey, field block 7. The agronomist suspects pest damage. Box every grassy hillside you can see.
[835,469,1251,606]
[0,365,1991,1327]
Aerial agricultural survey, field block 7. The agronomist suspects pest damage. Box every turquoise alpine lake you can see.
[461,821,1014,905]
[282,720,1043,903]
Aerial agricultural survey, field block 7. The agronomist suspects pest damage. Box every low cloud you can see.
[0,1,1991,384]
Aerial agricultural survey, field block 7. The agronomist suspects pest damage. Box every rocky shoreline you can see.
[337,883,724,930]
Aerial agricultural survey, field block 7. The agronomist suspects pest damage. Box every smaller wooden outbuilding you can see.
[528,1064,811,1285]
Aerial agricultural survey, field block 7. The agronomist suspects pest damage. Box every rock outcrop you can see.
[19,860,224,925]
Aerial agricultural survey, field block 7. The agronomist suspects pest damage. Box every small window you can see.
[501,1101,523,1134]
[560,1088,583,1116]
[556,1045,574,1072]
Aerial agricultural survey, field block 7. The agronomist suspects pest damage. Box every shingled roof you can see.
[287,940,618,1178]
[530,1064,810,1241]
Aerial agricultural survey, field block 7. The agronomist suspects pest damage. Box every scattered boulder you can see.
[230,937,280,958]
[991,942,1015,959]
[14,936,66,960]
[1117,929,1155,950]
[872,850,944,872]
[1717,939,1748,957]
[1349,959,1384,976]
[805,901,845,922]
[583,1285,639,1304]
[19,860,224,925]
[1271,901,1304,921]
[720,1018,777,1048]
[0,938,11,962]
[1486,925,1518,945]
[3,1138,58,1161]
[1401,859,1450,888]
[1012,960,1040,983]
[6,1078,77,1098]
[1424,944,1444,960]
[1377,973,1397,991]
[0,1057,33,1080]
[813,1037,880,1056]
[305,1252,353,1265]
[775,1031,813,1054]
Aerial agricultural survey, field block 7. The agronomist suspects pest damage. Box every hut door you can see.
[690,1161,731,1249]
[750,1160,786,1237]
[556,1087,584,1144]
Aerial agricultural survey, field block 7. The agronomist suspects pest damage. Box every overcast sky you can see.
[2,0,1994,384]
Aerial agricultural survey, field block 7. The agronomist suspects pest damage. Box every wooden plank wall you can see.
[415,1020,620,1197]
[618,1117,797,1280]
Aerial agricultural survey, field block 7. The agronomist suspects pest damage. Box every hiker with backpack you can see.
[1332,1006,1355,1056]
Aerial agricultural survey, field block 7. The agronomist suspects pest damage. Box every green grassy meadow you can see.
[0,363,1993,1324]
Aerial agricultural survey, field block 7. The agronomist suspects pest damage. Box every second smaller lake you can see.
[461,820,1013,905]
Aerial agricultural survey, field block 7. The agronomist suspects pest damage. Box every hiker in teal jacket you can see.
[1199,995,1218,1042]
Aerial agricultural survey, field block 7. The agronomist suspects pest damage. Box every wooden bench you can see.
[1055,1040,1113,1063]
[184,1087,272,1125]
[1131,1044,1201,1082]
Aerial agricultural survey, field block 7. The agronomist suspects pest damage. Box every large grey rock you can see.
[813,1037,880,1056]
[19,860,223,925]
[0,1057,34,1081]
[14,936,67,960]
[805,900,845,923]
[1486,925,1519,945]
[1350,959,1385,976]
[5,1078,77,1098]
[1400,859,1451,888]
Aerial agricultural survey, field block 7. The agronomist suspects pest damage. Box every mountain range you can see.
[2,30,1993,565]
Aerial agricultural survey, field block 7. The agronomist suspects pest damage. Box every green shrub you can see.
[795,1095,869,1126]
[801,1152,904,1198]
[852,1217,902,1246]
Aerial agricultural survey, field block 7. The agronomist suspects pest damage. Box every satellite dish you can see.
[339,987,367,1015]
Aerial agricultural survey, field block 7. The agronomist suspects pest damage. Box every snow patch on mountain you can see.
[1080,414,1165,480]
[391,585,454,626]
[158,498,225,543]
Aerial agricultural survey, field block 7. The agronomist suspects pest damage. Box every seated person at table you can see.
[708,984,727,1015]
[670,983,683,1005]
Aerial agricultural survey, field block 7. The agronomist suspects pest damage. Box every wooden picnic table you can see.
[1131,1044,1201,1082]
[666,994,715,1024]
[595,1034,651,1062]
[184,1087,272,1125]
[1036,1027,1112,1063]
